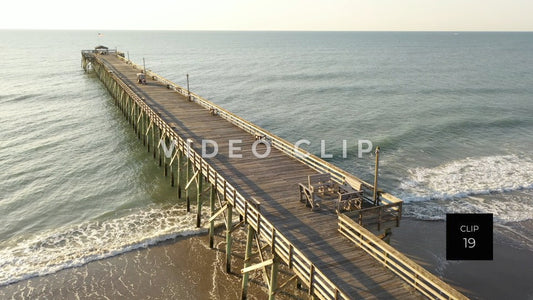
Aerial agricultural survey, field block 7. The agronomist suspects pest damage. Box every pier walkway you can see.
[82,49,466,300]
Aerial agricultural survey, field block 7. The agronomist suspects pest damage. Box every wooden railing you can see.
[91,53,351,300]
[113,54,402,210]
[344,201,402,231]
[82,49,118,55]
[338,214,468,300]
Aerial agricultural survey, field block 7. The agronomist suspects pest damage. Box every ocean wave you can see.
[0,93,43,104]
[0,205,210,287]
[403,194,533,223]
[399,155,533,222]
[435,118,532,135]
[417,86,531,96]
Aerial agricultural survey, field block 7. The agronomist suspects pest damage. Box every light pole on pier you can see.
[373,146,380,205]
[187,74,191,101]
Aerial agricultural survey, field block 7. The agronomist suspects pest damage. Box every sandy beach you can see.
[1,217,531,299]
[0,227,308,299]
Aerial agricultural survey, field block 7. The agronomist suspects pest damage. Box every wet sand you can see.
[391,218,533,300]
[0,228,306,299]
[1,219,532,299]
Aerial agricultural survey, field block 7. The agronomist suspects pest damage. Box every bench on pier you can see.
[336,191,363,213]
[299,173,363,213]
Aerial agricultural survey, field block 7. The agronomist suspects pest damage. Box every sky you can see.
[1,0,532,31]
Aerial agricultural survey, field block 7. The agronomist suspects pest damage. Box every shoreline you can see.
[1,218,532,299]
[0,227,307,299]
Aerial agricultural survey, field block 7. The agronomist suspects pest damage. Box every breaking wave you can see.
[399,155,533,222]
[0,205,209,286]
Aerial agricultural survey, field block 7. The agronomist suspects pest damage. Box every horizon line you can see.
[1,28,532,33]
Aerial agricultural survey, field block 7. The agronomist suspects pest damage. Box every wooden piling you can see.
[158,129,163,167]
[163,136,168,176]
[268,257,279,300]
[170,161,175,187]
[139,108,143,139]
[131,102,135,130]
[145,115,149,147]
[241,225,255,299]
[196,169,203,227]
[186,153,191,212]
[177,151,182,199]
[152,124,156,158]
[226,203,233,273]
[209,181,216,248]
[141,114,150,146]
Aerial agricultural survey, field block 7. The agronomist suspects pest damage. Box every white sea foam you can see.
[0,205,209,286]
[399,155,533,222]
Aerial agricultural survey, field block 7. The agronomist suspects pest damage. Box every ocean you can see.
[1,30,532,297]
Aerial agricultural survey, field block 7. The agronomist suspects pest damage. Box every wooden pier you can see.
[81,48,467,300]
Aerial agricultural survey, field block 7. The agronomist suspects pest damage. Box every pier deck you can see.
[82,50,466,300]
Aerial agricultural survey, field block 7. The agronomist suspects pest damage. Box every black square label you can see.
[446,213,493,260]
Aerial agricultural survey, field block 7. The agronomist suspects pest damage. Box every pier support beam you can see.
[139,108,142,138]
[185,140,193,212]
[196,171,203,227]
[226,203,233,273]
[186,155,191,212]
[170,159,175,187]
[241,224,255,299]
[146,116,150,148]
[163,136,168,177]
[169,144,179,188]
[177,151,182,199]
[209,182,216,248]
[152,125,156,158]
[158,129,163,167]
[131,98,136,132]
[143,115,147,146]
[268,257,279,300]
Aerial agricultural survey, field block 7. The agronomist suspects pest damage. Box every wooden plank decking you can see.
[93,53,422,299]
